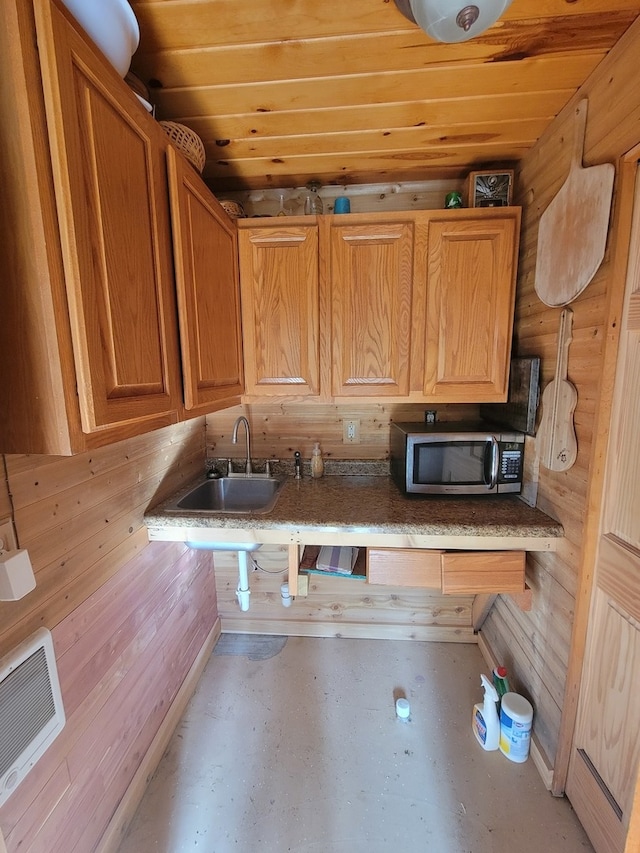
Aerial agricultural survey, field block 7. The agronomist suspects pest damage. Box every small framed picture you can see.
[465,169,514,208]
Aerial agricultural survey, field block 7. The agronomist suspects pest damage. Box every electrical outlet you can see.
[343,419,360,443]
[0,519,18,552]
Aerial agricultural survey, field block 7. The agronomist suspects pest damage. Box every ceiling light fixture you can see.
[394,0,514,43]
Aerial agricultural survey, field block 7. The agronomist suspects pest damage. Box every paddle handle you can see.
[571,99,588,170]
[556,308,573,382]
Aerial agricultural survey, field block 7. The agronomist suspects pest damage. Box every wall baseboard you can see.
[477,630,554,792]
[95,617,222,853]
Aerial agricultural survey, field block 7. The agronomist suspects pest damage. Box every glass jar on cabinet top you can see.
[304,181,323,215]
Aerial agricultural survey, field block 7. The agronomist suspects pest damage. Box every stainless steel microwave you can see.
[390,422,524,496]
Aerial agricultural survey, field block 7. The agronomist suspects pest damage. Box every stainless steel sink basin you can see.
[169,476,284,515]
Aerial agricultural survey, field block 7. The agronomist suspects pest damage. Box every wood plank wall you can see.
[213,546,475,642]
[480,16,640,778]
[206,401,479,463]
[206,402,480,640]
[0,419,218,852]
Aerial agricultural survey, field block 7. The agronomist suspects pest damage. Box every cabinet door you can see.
[167,147,244,414]
[422,212,520,402]
[33,0,182,434]
[237,220,320,397]
[327,216,414,397]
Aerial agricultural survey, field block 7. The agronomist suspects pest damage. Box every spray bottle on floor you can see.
[472,674,500,751]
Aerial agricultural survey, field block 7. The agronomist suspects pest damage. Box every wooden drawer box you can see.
[441,550,525,594]
[367,548,443,588]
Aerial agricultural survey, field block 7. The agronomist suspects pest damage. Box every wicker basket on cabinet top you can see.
[159,121,205,172]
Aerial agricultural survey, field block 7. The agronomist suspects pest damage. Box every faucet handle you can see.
[226,458,233,475]
[264,459,280,477]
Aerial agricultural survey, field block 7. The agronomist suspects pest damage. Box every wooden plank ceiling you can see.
[128,0,640,193]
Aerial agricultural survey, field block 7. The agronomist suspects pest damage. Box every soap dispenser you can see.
[310,442,324,478]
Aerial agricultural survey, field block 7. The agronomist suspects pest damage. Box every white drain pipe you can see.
[185,541,259,612]
[236,551,251,611]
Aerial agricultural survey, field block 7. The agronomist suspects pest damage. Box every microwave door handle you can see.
[486,437,499,489]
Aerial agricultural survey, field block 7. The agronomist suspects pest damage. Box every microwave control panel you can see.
[500,443,524,481]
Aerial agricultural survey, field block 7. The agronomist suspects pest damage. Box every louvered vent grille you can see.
[0,629,65,805]
[0,648,56,778]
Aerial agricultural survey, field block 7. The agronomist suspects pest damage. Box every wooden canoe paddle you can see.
[536,308,578,471]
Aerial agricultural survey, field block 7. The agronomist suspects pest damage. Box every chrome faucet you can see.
[231,416,252,474]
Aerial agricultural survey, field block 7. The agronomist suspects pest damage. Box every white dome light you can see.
[395,0,514,43]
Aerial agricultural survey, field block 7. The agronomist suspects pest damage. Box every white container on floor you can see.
[499,692,533,762]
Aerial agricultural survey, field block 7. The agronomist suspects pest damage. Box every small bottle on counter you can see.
[310,442,324,478]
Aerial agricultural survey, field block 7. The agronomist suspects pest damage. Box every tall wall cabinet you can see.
[166,148,244,415]
[0,0,243,456]
[238,208,521,404]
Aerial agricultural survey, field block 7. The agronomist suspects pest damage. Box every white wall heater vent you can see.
[0,628,65,806]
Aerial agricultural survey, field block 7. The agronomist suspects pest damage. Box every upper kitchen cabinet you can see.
[323,215,414,398]
[32,0,183,440]
[237,218,321,398]
[237,208,520,404]
[1,0,242,455]
[419,209,521,402]
[167,147,244,414]
[0,0,182,455]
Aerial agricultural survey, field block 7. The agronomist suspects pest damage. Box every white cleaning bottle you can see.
[472,673,500,751]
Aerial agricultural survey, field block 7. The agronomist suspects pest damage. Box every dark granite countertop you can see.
[145,471,563,548]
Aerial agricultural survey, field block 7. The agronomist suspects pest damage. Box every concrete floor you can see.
[118,635,594,853]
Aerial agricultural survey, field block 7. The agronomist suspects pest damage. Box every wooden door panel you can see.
[605,327,640,550]
[597,536,640,625]
[568,165,640,853]
[238,223,320,396]
[168,147,244,413]
[574,588,640,821]
[330,220,413,397]
[568,750,627,853]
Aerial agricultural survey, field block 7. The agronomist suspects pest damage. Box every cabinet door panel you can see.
[167,147,243,413]
[35,0,181,433]
[238,222,320,396]
[423,214,519,402]
[329,220,414,397]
